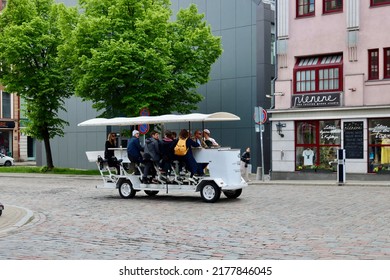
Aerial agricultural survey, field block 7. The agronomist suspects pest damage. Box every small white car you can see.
[0,153,14,166]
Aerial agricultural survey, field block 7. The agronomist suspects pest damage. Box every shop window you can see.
[323,0,343,14]
[371,0,390,6]
[296,120,341,171]
[368,49,379,80]
[297,0,315,17]
[384,48,390,79]
[368,118,390,173]
[294,54,343,94]
[0,130,11,156]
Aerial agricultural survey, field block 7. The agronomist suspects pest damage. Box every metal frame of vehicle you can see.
[79,112,247,203]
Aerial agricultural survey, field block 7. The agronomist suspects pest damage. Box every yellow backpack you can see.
[174,138,188,156]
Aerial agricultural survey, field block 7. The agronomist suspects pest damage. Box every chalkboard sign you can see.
[343,122,363,159]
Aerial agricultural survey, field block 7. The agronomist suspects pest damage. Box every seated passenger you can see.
[173,129,200,178]
[104,132,121,174]
[160,130,175,175]
[203,129,220,148]
[192,129,208,148]
[143,130,161,183]
[192,129,208,176]
[127,130,144,174]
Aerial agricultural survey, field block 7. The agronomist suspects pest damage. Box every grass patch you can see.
[0,166,100,175]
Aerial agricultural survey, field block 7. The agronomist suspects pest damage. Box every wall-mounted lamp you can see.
[266,92,285,98]
[276,121,286,138]
[348,88,356,92]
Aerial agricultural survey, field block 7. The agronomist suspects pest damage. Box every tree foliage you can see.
[60,0,222,117]
[0,0,78,169]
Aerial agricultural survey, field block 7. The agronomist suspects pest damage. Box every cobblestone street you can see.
[1,174,390,260]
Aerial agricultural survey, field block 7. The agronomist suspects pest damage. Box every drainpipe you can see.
[271,0,278,109]
[17,95,20,161]
[270,0,278,177]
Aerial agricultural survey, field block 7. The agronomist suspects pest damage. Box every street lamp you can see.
[276,121,286,138]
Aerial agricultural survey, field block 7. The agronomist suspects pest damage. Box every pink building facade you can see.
[271,0,390,177]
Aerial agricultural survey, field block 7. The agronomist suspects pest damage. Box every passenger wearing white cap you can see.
[127,130,144,174]
[203,129,219,147]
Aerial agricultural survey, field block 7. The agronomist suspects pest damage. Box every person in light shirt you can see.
[203,129,219,148]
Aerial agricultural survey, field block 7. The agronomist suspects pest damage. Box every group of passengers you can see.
[124,128,219,184]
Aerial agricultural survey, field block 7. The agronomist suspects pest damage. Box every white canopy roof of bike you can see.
[78,112,240,127]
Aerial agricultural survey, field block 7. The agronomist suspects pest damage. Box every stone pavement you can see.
[1,172,390,259]
[0,204,34,236]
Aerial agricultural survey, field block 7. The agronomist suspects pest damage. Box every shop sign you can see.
[0,121,15,129]
[372,124,390,139]
[292,92,340,108]
[344,122,364,159]
[320,124,341,142]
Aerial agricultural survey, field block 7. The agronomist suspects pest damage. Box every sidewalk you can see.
[247,173,390,187]
[0,205,34,236]
[14,161,36,166]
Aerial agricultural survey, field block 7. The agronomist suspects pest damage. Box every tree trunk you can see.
[42,127,54,170]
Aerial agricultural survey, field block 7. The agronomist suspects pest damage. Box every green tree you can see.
[60,0,222,117]
[0,0,78,169]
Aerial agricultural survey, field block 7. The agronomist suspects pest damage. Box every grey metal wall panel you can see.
[236,26,253,78]
[206,80,221,113]
[236,0,253,27]
[220,29,236,79]
[221,79,236,114]
[179,0,196,9]
[56,0,77,6]
[236,77,253,126]
[252,24,257,76]
[210,30,221,80]
[170,0,179,20]
[206,0,221,31]
[221,0,236,29]
[197,85,207,113]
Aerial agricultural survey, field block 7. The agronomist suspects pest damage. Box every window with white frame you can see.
[297,0,315,17]
[294,54,343,94]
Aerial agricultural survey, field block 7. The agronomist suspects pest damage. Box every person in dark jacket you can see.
[240,147,251,181]
[142,130,161,183]
[160,130,175,174]
[127,130,143,174]
[104,132,120,174]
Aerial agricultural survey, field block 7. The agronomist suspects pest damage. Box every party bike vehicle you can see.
[78,112,247,203]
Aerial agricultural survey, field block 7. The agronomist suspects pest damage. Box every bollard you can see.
[256,167,262,180]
